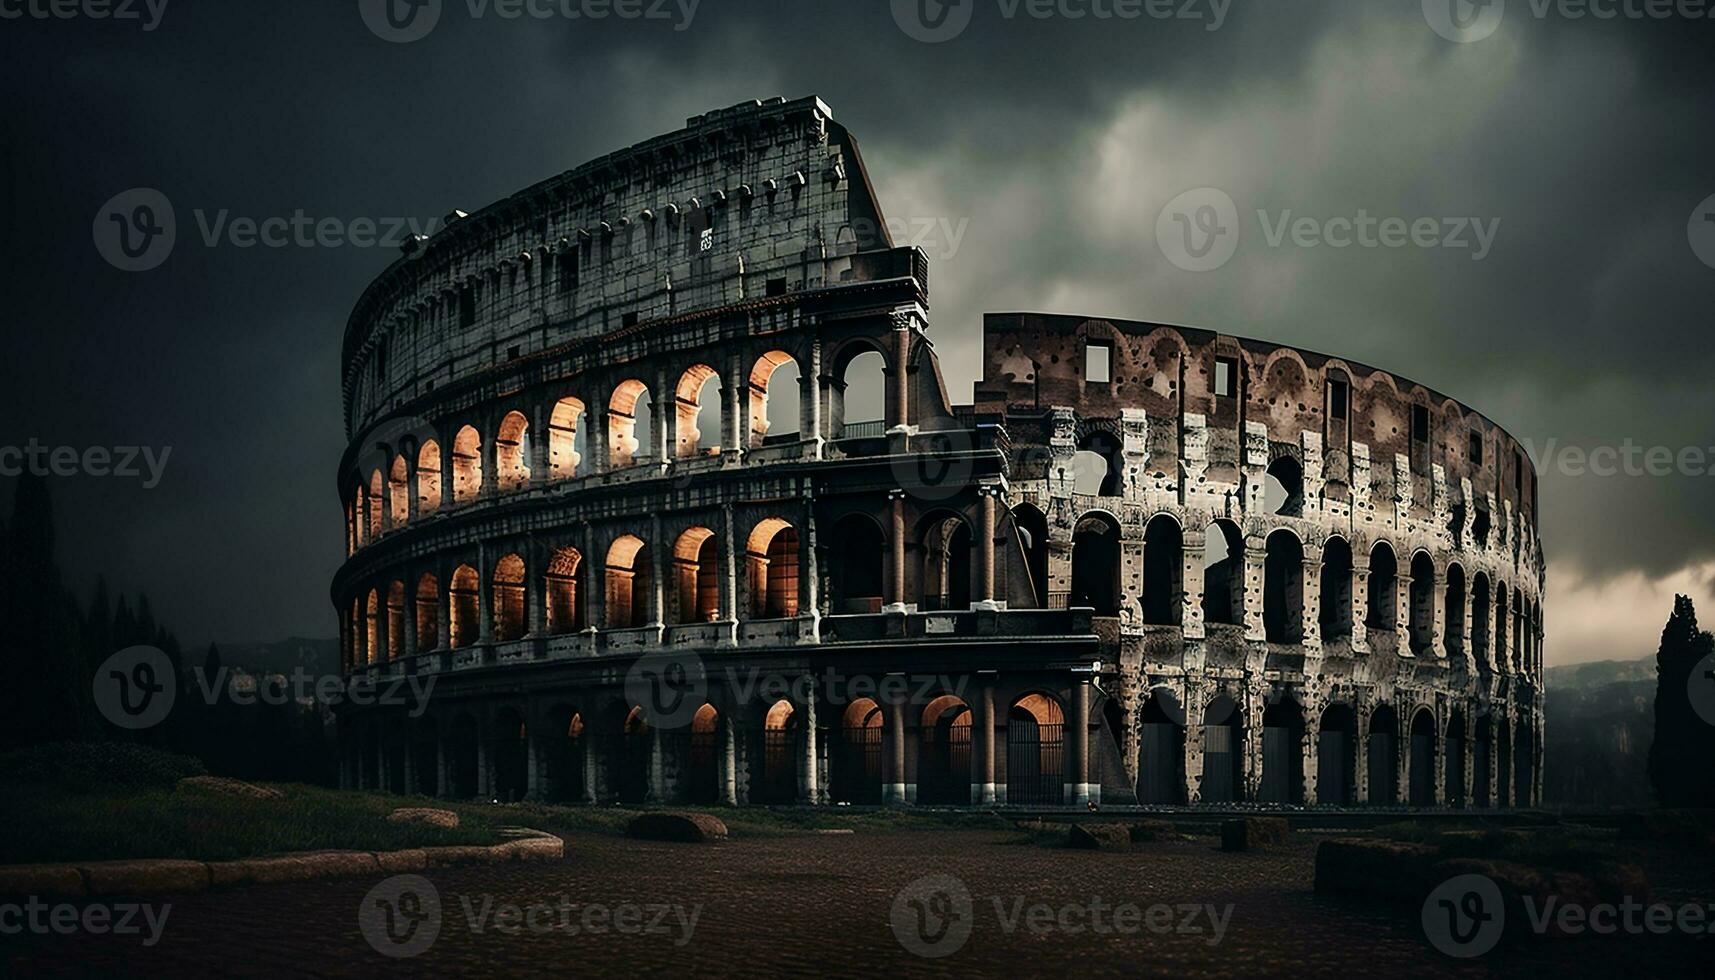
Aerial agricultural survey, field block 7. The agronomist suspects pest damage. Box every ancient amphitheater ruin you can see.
[333,96,1543,810]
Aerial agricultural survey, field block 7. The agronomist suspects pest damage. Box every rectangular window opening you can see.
[1328,379,1349,420]
[1412,405,1430,443]
[1085,342,1112,384]
[1214,357,1239,398]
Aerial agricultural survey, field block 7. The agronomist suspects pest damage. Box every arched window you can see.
[1317,704,1357,805]
[1071,513,1121,615]
[756,699,798,804]
[1409,552,1436,654]
[749,350,800,447]
[492,707,528,803]
[388,455,410,526]
[1138,692,1185,804]
[1142,515,1183,626]
[605,535,653,629]
[672,527,721,624]
[545,547,584,634]
[386,581,406,660]
[685,703,721,804]
[608,380,653,469]
[496,412,530,491]
[747,518,799,619]
[1013,504,1050,610]
[1202,521,1245,626]
[415,573,440,650]
[1366,542,1398,631]
[831,698,884,804]
[1409,709,1437,806]
[1444,563,1466,658]
[449,564,479,648]
[1471,573,1492,669]
[1263,529,1304,643]
[919,513,971,612]
[919,695,973,805]
[416,439,442,513]
[1072,432,1123,496]
[1496,586,1510,669]
[1201,695,1244,803]
[1006,693,1065,806]
[548,397,585,480]
[835,348,886,439]
[674,364,721,458]
[1368,704,1400,805]
[1265,456,1304,517]
[493,554,526,642]
[1260,698,1304,804]
[452,425,482,502]
[828,514,886,613]
[1320,537,1354,640]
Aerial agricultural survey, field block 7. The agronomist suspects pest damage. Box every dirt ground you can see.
[4,828,1708,977]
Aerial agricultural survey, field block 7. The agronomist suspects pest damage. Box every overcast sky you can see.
[2,0,1711,663]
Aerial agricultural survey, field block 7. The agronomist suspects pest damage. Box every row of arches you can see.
[345,519,805,664]
[345,346,890,555]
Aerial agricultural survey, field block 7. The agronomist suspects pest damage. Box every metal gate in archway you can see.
[1006,722,1064,806]
[918,722,972,805]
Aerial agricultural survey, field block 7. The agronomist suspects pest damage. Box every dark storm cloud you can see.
[1,0,1710,658]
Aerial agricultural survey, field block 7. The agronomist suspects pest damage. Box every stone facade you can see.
[332,96,1544,809]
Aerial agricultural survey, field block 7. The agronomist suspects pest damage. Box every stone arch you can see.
[1265,455,1304,517]
[1200,694,1244,804]
[449,563,480,648]
[492,705,529,802]
[496,411,530,490]
[605,535,653,629]
[492,554,527,642]
[1366,542,1398,632]
[1006,692,1066,806]
[416,439,442,513]
[411,573,439,652]
[918,693,973,805]
[1317,703,1357,805]
[746,517,800,619]
[615,704,651,805]
[1320,536,1354,640]
[1137,689,1186,804]
[1471,572,1493,669]
[918,509,972,612]
[1263,529,1304,643]
[1444,563,1467,659]
[386,580,406,661]
[1012,502,1050,610]
[1409,551,1436,655]
[831,697,884,804]
[1073,430,1123,497]
[545,546,585,634]
[754,699,799,804]
[1260,696,1305,804]
[1142,513,1184,626]
[542,704,586,803]
[446,712,480,798]
[1445,707,1468,807]
[1202,520,1245,626]
[682,702,722,805]
[548,397,586,479]
[1367,704,1400,805]
[832,340,888,438]
[388,455,410,526]
[826,512,886,613]
[749,350,801,446]
[608,379,653,469]
[1409,707,1438,806]
[674,363,722,459]
[672,526,721,624]
[452,425,482,502]
[1071,511,1121,616]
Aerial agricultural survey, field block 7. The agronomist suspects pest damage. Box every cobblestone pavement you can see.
[5,830,1707,977]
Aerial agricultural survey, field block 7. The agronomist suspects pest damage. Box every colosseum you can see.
[332,96,1544,811]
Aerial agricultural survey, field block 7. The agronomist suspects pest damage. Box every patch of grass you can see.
[1,781,511,865]
[1369,820,1628,878]
[477,802,1014,840]
[0,741,208,793]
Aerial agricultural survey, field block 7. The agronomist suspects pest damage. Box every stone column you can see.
[977,680,997,804]
[799,690,820,804]
[1395,571,1414,653]
[889,322,911,433]
[1431,567,1449,660]
[525,734,540,801]
[720,715,738,805]
[403,585,418,660]
[799,496,821,628]
[1354,706,1371,803]
[885,687,907,804]
[887,490,907,611]
[647,728,666,803]
[724,356,744,459]
[1072,677,1092,805]
[1301,713,1321,805]
[480,418,499,500]
[1299,550,1322,651]
[800,338,824,457]
[1351,553,1371,653]
[528,546,547,637]
[978,488,997,607]
[1181,527,1207,640]
[582,736,599,804]
[406,450,421,522]
[477,543,495,645]
[529,403,549,487]
[1242,535,1266,642]
[441,433,456,505]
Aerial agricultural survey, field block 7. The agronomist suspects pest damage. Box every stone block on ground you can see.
[1067,823,1131,850]
[387,807,460,829]
[177,776,285,800]
[80,859,210,896]
[625,812,729,843]
[1313,838,1440,903]
[1221,817,1290,852]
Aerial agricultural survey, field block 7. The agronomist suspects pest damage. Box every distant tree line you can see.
[0,474,334,784]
